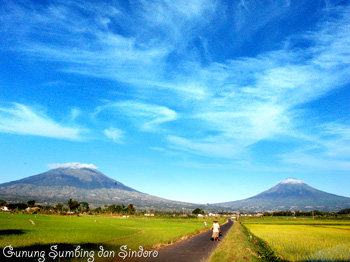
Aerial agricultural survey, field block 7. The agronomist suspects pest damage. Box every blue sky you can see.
[0,0,349,203]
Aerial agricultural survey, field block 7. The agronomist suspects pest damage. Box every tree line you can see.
[263,209,350,216]
[0,199,136,215]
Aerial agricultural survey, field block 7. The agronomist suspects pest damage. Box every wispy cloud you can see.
[165,6,350,158]
[1,1,349,162]
[103,127,124,143]
[98,101,177,132]
[0,103,85,140]
[282,153,350,172]
[167,135,244,159]
[47,162,97,169]
[281,122,350,171]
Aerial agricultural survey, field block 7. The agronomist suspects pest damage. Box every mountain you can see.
[0,167,136,191]
[216,178,350,211]
[0,167,198,210]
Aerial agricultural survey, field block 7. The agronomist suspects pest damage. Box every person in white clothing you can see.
[211,220,220,241]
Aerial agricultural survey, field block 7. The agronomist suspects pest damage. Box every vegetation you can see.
[55,203,63,212]
[338,208,350,214]
[92,203,136,215]
[263,210,328,217]
[80,201,90,212]
[192,208,205,215]
[27,200,35,207]
[0,199,139,215]
[242,216,350,261]
[209,222,262,262]
[0,213,225,253]
[67,198,80,211]
[7,202,28,211]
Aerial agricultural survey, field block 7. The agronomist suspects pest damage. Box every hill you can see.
[215,178,350,211]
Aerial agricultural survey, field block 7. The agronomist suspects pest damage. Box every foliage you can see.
[192,208,205,215]
[67,198,80,211]
[338,208,350,214]
[55,203,63,211]
[79,202,89,212]
[92,203,136,214]
[127,204,135,214]
[263,210,327,216]
[27,200,36,207]
[7,202,28,210]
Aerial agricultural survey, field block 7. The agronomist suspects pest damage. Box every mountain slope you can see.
[216,178,350,211]
[1,167,137,191]
[0,167,197,210]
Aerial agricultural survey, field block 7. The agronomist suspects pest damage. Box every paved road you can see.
[129,219,234,262]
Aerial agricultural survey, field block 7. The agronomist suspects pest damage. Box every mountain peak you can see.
[279,178,303,184]
[47,162,98,170]
[216,177,350,211]
[0,166,138,192]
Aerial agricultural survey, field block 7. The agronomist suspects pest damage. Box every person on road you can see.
[211,220,220,241]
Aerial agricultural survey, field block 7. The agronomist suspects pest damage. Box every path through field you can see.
[130,219,234,262]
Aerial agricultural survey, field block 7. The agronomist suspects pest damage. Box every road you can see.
[129,219,234,262]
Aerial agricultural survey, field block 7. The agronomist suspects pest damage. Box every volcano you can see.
[0,166,197,210]
[216,178,350,211]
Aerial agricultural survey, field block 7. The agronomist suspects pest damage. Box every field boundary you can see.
[209,221,263,262]
[241,223,288,262]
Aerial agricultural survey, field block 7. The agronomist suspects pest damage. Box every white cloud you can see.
[150,147,166,152]
[167,135,244,159]
[164,6,350,157]
[0,103,85,140]
[280,122,350,171]
[282,153,350,172]
[103,127,124,143]
[47,162,98,169]
[70,108,81,121]
[1,1,350,161]
[100,101,177,132]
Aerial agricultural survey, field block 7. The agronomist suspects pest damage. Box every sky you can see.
[0,0,349,204]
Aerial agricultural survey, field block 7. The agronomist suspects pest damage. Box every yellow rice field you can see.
[244,219,350,261]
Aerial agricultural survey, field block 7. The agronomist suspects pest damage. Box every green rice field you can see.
[0,213,225,251]
[243,217,350,261]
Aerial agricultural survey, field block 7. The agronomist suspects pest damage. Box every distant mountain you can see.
[0,167,198,210]
[1,167,136,191]
[216,178,350,211]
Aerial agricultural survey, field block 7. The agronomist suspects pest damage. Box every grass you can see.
[0,213,225,251]
[243,217,350,261]
[208,222,264,262]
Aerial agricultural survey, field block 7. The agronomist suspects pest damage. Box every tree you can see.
[107,204,123,214]
[67,198,80,212]
[0,200,7,206]
[94,207,102,213]
[55,203,63,212]
[27,200,36,207]
[192,208,205,215]
[8,203,27,211]
[127,204,135,214]
[80,202,89,212]
[338,208,350,215]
